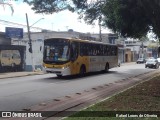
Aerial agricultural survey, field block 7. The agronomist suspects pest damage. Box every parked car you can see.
[145,57,155,62]
[157,58,160,64]
[1,50,21,67]
[145,59,159,69]
[136,58,145,64]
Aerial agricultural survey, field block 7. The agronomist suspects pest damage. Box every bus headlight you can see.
[43,63,46,68]
[62,65,69,69]
[62,67,65,69]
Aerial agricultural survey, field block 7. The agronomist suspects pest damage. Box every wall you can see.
[125,49,132,62]
[118,48,125,63]
[12,38,43,71]
[0,32,11,45]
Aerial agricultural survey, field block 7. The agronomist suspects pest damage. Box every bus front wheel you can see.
[79,65,86,76]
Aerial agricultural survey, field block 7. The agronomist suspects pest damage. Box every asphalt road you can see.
[0,63,156,111]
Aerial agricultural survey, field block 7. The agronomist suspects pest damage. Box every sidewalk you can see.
[121,62,136,66]
[0,71,44,79]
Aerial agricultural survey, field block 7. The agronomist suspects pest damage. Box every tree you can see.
[23,0,160,39]
[0,0,14,15]
[102,0,151,38]
[23,0,104,24]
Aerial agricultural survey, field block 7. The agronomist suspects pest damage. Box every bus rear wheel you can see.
[56,74,62,78]
[104,63,109,73]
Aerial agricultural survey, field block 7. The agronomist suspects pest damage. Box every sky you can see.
[0,0,113,33]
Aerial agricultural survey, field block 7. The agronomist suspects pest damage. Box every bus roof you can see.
[45,37,117,46]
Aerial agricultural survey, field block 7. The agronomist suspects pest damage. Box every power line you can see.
[0,19,44,31]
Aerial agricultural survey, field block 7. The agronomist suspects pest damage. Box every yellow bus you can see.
[43,38,118,77]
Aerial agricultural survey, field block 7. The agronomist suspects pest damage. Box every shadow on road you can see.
[44,71,118,81]
[37,67,156,84]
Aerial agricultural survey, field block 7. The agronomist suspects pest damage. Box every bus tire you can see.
[104,63,109,73]
[79,65,86,76]
[56,74,62,78]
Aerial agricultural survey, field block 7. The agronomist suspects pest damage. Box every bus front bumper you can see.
[43,67,71,76]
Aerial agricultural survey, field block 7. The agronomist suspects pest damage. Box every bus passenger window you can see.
[88,44,92,55]
[80,43,84,56]
[106,46,109,56]
[71,42,78,61]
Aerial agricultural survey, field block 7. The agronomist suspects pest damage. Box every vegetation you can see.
[0,0,14,15]
[64,75,160,120]
[24,0,160,39]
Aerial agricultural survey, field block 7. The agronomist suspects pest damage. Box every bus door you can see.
[70,42,79,75]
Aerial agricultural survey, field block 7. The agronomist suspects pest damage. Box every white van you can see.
[0,50,21,67]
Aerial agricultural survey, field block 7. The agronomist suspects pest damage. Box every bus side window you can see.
[115,46,117,55]
[71,42,78,61]
[88,44,92,55]
[111,46,116,56]
[102,45,105,56]
[85,44,89,56]
[107,46,112,56]
[106,46,109,56]
[80,43,82,56]
[86,44,89,56]
[110,46,113,56]
[112,46,116,55]
[80,43,84,56]
[93,45,97,56]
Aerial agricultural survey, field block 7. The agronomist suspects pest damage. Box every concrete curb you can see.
[0,72,44,79]
[121,62,136,66]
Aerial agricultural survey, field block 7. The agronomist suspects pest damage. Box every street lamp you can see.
[30,18,44,28]
[26,13,44,71]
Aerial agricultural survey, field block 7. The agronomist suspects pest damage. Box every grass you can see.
[64,75,160,120]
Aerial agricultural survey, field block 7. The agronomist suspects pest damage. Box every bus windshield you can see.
[43,39,70,63]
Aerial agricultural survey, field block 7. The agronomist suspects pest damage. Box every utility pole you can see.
[26,13,35,71]
[142,41,144,58]
[25,14,44,71]
[26,13,32,53]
